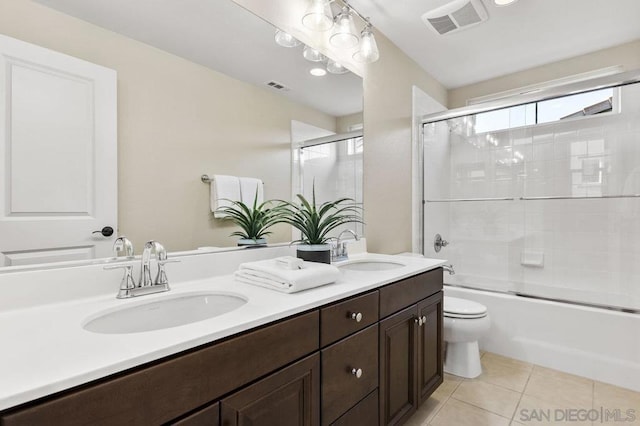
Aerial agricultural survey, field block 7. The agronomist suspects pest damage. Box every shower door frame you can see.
[418,69,640,313]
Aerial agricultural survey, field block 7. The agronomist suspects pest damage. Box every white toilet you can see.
[443,296,490,378]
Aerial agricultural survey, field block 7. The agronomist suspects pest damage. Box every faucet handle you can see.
[113,236,134,258]
[104,263,137,299]
[155,258,180,286]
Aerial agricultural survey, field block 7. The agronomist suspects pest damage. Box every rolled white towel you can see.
[235,258,340,293]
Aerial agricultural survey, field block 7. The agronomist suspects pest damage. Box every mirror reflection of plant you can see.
[215,193,288,242]
[281,187,363,245]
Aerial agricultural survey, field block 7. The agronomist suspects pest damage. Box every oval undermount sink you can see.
[339,260,406,272]
[83,292,248,334]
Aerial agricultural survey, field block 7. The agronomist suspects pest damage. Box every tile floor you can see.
[406,351,640,426]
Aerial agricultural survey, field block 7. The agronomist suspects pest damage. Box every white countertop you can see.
[0,251,445,411]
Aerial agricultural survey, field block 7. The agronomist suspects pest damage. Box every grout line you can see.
[447,397,512,423]
[425,377,464,425]
[510,363,534,423]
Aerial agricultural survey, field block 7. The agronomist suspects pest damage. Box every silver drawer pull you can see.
[350,312,363,322]
[351,368,363,379]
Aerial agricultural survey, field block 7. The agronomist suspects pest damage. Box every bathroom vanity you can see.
[0,249,444,426]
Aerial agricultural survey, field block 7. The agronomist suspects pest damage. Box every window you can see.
[347,137,363,155]
[470,88,616,134]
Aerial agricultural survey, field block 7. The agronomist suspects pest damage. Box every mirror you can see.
[1,0,363,268]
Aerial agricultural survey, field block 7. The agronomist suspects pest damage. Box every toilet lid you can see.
[444,297,487,317]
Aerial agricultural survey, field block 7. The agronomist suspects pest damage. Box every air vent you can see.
[422,0,488,35]
[266,81,290,91]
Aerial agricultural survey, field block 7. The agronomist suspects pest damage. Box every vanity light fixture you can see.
[329,5,359,49]
[494,0,518,5]
[302,0,334,31]
[274,29,302,48]
[303,45,326,62]
[326,59,349,74]
[301,0,381,64]
[310,67,327,76]
[353,21,379,64]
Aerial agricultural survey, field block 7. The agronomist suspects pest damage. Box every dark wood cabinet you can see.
[321,325,378,425]
[331,390,378,426]
[221,354,320,426]
[0,268,443,426]
[171,402,220,426]
[379,306,419,426]
[417,292,443,404]
[378,268,444,426]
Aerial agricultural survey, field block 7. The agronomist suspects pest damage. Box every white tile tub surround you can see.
[445,286,640,393]
[424,81,640,311]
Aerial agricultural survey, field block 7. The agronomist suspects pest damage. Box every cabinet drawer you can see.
[320,291,379,347]
[321,325,378,426]
[171,402,219,426]
[331,389,378,426]
[379,268,442,318]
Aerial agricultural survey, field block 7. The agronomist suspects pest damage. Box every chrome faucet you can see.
[140,240,167,287]
[442,264,455,275]
[105,239,178,299]
[331,229,360,262]
[108,236,137,299]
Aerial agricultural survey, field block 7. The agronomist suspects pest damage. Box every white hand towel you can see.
[239,177,264,206]
[235,258,340,293]
[211,175,241,218]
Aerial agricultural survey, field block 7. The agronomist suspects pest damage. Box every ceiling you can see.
[349,0,640,88]
[34,0,363,117]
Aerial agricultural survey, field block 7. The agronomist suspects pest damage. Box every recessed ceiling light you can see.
[310,67,327,77]
[494,0,518,5]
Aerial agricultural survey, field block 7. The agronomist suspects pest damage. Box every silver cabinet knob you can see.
[415,317,423,326]
[421,316,427,325]
[350,312,363,322]
[351,368,363,378]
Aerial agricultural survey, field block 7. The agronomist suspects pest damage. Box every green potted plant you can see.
[282,188,363,263]
[215,193,288,247]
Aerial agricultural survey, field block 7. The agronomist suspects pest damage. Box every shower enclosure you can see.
[294,131,364,239]
[422,71,640,312]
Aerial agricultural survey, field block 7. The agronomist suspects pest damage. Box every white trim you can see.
[467,66,624,105]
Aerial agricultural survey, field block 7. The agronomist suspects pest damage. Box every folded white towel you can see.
[275,256,304,270]
[239,177,264,206]
[235,258,340,293]
[211,175,241,218]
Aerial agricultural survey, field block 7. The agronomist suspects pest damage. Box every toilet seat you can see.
[444,297,487,319]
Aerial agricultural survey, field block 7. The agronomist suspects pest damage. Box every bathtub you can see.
[445,285,640,392]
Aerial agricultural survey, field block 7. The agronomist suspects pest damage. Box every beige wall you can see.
[336,112,363,133]
[449,39,640,108]
[362,32,447,253]
[0,0,337,253]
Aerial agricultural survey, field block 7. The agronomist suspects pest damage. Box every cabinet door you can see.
[171,402,219,426]
[221,354,320,426]
[417,292,444,404]
[379,305,419,426]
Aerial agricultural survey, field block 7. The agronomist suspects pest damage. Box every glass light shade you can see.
[274,29,301,48]
[302,0,334,31]
[326,59,349,74]
[303,45,326,62]
[494,0,518,4]
[310,67,327,77]
[329,8,359,49]
[353,27,380,63]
